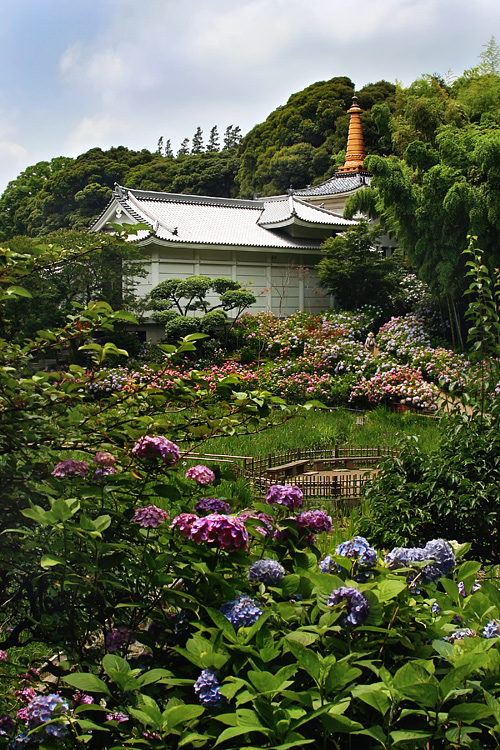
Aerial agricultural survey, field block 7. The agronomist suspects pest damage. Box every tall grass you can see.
[201,406,441,458]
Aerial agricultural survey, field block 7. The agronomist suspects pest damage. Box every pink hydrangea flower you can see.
[0,651,6,661]
[190,513,249,552]
[170,513,199,537]
[132,505,169,528]
[94,451,116,467]
[131,436,180,465]
[185,465,215,485]
[51,459,89,478]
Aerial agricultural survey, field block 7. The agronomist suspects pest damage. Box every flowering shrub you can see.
[350,363,440,408]
[131,435,181,464]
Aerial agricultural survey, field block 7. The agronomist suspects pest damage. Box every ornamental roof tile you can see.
[293,172,372,197]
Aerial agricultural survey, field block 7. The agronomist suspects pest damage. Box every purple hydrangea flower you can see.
[170,513,199,537]
[94,466,117,480]
[131,436,180,465]
[0,714,14,737]
[328,586,369,627]
[431,602,441,615]
[247,558,286,586]
[220,594,263,629]
[296,510,332,534]
[185,465,215,485]
[194,497,231,515]
[238,510,274,537]
[483,620,500,639]
[385,539,455,583]
[25,694,68,738]
[265,484,303,510]
[51,459,89,478]
[132,505,169,528]
[105,626,135,653]
[94,451,116,467]
[458,579,482,597]
[194,669,226,708]
[190,513,249,552]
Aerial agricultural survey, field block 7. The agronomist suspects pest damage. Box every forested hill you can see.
[0,75,396,240]
[1,48,500,248]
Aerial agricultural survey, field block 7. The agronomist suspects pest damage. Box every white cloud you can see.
[0,140,29,188]
[66,113,126,153]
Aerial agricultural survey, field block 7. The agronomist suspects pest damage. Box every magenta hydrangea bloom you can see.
[132,505,169,528]
[296,510,332,534]
[0,651,6,661]
[131,436,180,465]
[94,451,116,467]
[170,513,199,537]
[265,484,303,510]
[190,513,249,552]
[51,459,89,478]
[185,464,215,485]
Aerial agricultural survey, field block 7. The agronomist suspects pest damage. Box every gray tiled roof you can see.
[259,195,353,227]
[293,172,372,197]
[91,185,357,249]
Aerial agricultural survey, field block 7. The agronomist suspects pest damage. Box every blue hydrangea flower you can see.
[25,694,68,739]
[220,594,263,630]
[327,586,369,627]
[458,579,481,597]
[385,539,455,583]
[444,628,475,642]
[431,602,441,615]
[335,536,378,580]
[319,555,335,573]
[483,620,500,639]
[194,669,225,708]
[247,558,286,586]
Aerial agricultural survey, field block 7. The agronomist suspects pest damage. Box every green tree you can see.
[1,229,147,343]
[149,275,256,341]
[206,125,220,152]
[317,220,400,310]
[191,126,204,154]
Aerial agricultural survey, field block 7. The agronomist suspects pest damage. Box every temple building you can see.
[91,96,390,335]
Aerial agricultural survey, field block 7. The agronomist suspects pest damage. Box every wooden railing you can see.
[185,445,396,499]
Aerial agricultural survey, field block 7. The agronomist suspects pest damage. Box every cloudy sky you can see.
[0,0,498,193]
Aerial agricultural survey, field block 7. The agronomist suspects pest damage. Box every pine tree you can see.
[223,125,242,150]
[164,139,174,159]
[206,126,220,152]
[191,127,204,154]
[177,138,190,157]
[156,136,164,155]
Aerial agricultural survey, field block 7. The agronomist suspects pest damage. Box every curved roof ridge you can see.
[120,186,178,236]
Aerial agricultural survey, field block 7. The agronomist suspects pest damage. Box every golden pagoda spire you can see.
[338,95,366,173]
